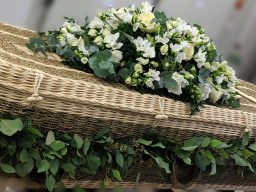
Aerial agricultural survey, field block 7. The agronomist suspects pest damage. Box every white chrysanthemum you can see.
[111,50,123,63]
[194,50,207,68]
[88,17,104,29]
[168,72,189,95]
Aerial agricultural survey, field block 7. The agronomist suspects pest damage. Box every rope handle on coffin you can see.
[236,89,256,104]
[27,71,44,104]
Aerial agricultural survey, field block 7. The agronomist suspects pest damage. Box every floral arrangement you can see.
[27,2,239,112]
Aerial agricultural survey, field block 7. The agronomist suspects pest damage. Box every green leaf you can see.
[116,152,124,168]
[181,146,198,151]
[159,71,178,90]
[49,141,66,151]
[249,143,256,151]
[16,158,34,177]
[112,169,122,181]
[37,159,50,173]
[49,159,59,175]
[201,138,211,147]
[0,164,16,173]
[20,149,29,163]
[46,131,55,145]
[232,154,248,167]
[95,128,109,139]
[242,132,249,147]
[0,118,23,136]
[27,127,44,137]
[136,138,152,146]
[183,157,191,165]
[82,138,90,155]
[46,174,56,192]
[151,142,166,149]
[62,163,76,172]
[209,139,222,148]
[74,134,83,149]
[118,68,131,80]
[218,149,229,159]
[195,153,206,171]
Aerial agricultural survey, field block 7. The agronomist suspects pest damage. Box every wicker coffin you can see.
[1,23,256,190]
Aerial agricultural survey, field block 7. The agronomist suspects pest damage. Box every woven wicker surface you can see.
[1,23,256,190]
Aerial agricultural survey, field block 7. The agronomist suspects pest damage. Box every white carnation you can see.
[170,43,182,52]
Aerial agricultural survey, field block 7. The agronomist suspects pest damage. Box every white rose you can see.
[209,89,222,103]
[111,50,123,63]
[183,43,194,61]
[88,29,97,37]
[81,57,88,64]
[160,44,169,55]
[138,12,159,33]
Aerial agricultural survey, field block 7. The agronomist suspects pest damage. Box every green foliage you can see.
[0,118,23,136]
[0,115,256,191]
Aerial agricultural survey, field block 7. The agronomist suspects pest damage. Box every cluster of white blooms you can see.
[55,2,238,106]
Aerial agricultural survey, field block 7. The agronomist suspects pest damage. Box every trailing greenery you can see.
[0,114,256,191]
[26,2,240,114]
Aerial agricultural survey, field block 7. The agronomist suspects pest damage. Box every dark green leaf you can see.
[86,154,101,171]
[137,138,152,146]
[153,156,171,173]
[159,71,178,89]
[82,138,91,155]
[116,152,124,168]
[232,154,248,167]
[49,159,59,175]
[95,128,109,139]
[27,127,44,137]
[201,138,211,147]
[20,149,29,163]
[62,163,76,172]
[195,153,206,171]
[242,132,249,147]
[74,134,83,149]
[0,164,16,173]
[249,143,256,151]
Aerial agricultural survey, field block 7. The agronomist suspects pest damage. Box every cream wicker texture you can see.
[0,23,256,190]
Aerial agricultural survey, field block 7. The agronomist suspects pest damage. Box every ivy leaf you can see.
[116,152,124,168]
[74,134,83,149]
[201,138,211,147]
[62,163,76,172]
[249,143,256,151]
[37,159,50,173]
[20,149,29,163]
[183,157,192,165]
[49,159,59,175]
[27,127,44,138]
[232,154,248,167]
[95,128,109,139]
[46,131,55,145]
[195,153,206,171]
[82,138,91,155]
[112,169,123,181]
[153,156,171,173]
[151,142,166,149]
[46,174,56,192]
[242,132,249,147]
[0,164,16,173]
[159,71,178,90]
[137,138,152,146]
[181,146,198,151]
[86,154,101,172]
[49,141,66,151]
[0,118,23,136]
[209,139,222,148]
